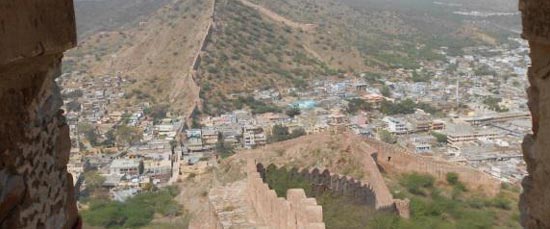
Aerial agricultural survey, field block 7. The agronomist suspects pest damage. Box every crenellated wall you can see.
[246,160,326,229]
[258,164,376,208]
[519,0,550,228]
[0,0,79,228]
[364,138,501,195]
[254,161,410,219]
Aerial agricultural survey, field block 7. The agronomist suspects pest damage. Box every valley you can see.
[58,0,526,228]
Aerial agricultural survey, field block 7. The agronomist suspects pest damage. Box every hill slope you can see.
[66,0,214,115]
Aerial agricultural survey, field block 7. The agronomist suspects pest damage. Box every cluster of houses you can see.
[60,35,533,201]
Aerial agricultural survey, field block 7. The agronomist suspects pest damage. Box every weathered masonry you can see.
[0,0,79,228]
[519,0,550,228]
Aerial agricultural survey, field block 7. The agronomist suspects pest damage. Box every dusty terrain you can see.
[66,0,214,116]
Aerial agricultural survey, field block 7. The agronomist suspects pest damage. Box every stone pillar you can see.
[394,199,410,219]
[0,0,78,228]
[519,0,550,228]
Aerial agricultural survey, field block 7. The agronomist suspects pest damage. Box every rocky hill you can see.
[65,0,520,116]
[65,0,214,116]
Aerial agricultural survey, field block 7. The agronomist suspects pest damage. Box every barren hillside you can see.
[66,0,214,116]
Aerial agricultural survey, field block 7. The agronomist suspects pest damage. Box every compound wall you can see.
[247,160,325,229]
[364,138,501,195]
[254,162,410,219]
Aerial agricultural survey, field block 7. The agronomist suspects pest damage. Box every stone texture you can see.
[520,0,550,228]
[0,0,78,228]
[0,0,76,66]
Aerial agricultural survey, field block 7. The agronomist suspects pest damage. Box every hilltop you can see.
[196,0,520,114]
[64,0,214,116]
[64,0,519,116]
[185,132,520,228]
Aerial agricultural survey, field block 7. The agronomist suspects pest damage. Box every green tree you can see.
[102,129,116,147]
[347,98,371,114]
[399,173,435,196]
[82,186,183,228]
[216,132,235,159]
[269,124,290,143]
[146,104,169,123]
[432,132,447,144]
[483,96,509,113]
[66,100,81,112]
[446,172,459,185]
[380,99,417,115]
[79,122,99,146]
[381,85,391,97]
[138,161,144,175]
[84,171,106,193]
[379,129,397,144]
[286,106,301,118]
[115,125,143,146]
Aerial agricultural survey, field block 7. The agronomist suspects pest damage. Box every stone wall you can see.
[255,162,410,219]
[0,0,79,228]
[519,0,550,228]
[364,138,501,195]
[247,160,325,229]
[258,164,376,208]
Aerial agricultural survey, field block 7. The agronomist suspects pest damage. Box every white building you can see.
[383,117,408,135]
[110,159,140,175]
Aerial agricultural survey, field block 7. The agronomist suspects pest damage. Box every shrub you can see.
[446,172,459,185]
[432,132,448,144]
[400,173,435,196]
[82,186,182,228]
[490,196,512,210]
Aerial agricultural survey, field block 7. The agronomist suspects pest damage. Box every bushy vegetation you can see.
[79,122,99,147]
[115,125,143,146]
[234,96,282,115]
[399,173,435,196]
[483,96,509,113]
[197,0,325,115]
[216,133,235,159]
[379,129,397,144]
[285,106,301,118]
[82,186,184,229]
[380,99,417,115]
[380,99,440,115]
[372,173,521,229]
[265,165,311,197]
[144,104,169,123]
[263,165,520,229]
[264,166,375,228]
[347,98,372,114]
[373,52,421,69]
[432,132,448,144]
[268,124,306,143]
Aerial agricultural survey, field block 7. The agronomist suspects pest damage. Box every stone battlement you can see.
[246,160,326,229]
[252,161,411,221]
[365,138,501,195]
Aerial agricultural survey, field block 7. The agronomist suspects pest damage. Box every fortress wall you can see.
[364,138,501,195]
[257,164,378,208]
[246,160,325,229]
[191,0,216,73]
[255,162,410,219]
[0,0,79,228]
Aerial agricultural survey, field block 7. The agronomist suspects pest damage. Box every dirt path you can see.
[238,0,316,31]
